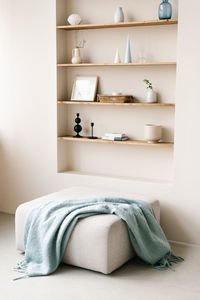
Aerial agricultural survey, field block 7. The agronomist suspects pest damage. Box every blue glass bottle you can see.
[158,0,172,20]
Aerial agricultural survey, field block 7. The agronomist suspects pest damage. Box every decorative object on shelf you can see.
[72,47,82,64]
[124,36,132,63]
[97,94,134,103]
[76,39,86,49]
[144,124,162,143]
[67,14,82,25]
[112,92,122,96]
[114,48,121,63]
[158,0,172,20]
[88,123,98,139]
[138,53,146,63]
[114,7,124,23]
[74,113,82,138]
[143,79,157,103]
[71,76,98,101]
[102,133,129,141]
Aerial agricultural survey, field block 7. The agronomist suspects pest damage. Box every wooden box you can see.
[97,94,134,103]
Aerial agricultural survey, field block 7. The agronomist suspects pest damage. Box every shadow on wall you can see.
[0,141,15,212]
[0,141,26,213]
[0,142,8,211]
[161,204,191,244]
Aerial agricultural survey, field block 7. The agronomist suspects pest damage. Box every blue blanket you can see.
[14,197,183,278]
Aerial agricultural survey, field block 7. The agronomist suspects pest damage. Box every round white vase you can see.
[68,14,82,25]
[114,7,124,23]
[71,48,82,64]
[146,89,157,103]
[144,124,162,143]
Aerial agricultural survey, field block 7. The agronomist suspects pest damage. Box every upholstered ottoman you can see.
[15,186,160,274]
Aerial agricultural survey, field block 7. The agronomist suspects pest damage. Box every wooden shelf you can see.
[57,101,175,107]
[56,19,178,31]
[57,62,176,67]
[58,136,174,148]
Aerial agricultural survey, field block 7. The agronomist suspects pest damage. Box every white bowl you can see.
[67,14,82,26]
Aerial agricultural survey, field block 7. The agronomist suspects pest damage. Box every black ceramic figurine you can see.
[74,113,82,138]
[88,122,98,139]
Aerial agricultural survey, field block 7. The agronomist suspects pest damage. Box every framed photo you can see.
[71,76,98,101]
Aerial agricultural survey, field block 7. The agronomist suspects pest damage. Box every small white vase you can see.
[114,48,121,63]
[145,124,162,143]
[146,89,157,103]
[71,47,82,64]
[114,7,124,23]
[68,14,81,25]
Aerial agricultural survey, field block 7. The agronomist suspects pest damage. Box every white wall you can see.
[0,0,200,245]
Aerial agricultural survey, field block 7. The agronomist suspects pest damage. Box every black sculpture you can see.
[88,122,98,139]
[74,113,82,138]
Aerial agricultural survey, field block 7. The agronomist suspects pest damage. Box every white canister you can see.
[146,89,157,103]
[114,7,124,23]
[144,124,162,143]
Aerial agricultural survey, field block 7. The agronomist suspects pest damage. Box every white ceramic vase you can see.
[144,124,162,143]
[68,14,82,25]
[114,7,124,23]
[146,89,157,103]
[71,47,82,64]
[124,36,132,63]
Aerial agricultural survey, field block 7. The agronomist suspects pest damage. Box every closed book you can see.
[104,133,126,138]
[114,136,129,141]
[102,136,129,141]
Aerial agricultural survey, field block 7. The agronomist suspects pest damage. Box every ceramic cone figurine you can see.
[124,36,132,63]
[114,48,121,63]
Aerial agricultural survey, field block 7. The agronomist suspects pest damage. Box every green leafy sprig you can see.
[143,79,153,90]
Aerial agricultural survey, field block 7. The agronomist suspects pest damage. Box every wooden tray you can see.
[97,94,134,103]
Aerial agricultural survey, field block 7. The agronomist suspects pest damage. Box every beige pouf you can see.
[15,186,160,274]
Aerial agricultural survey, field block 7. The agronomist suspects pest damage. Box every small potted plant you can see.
[143,79,157,103]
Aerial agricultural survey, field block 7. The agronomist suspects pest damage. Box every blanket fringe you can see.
[13,260,28,280]
[154,252,184,271]
[13,275,29,281]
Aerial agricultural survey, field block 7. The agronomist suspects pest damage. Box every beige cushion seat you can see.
[15,186,160,274]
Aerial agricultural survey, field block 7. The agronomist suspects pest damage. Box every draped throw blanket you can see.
[14,197,183,278]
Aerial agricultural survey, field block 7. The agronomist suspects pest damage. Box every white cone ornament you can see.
[114,48,121,63]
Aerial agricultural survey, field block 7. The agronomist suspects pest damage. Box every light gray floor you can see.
[0,212,200,300]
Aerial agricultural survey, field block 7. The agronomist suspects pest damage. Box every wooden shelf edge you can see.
[56,19,178,31]
[57,101,175,107]
[57,62,176,67]
[58,136,174,147]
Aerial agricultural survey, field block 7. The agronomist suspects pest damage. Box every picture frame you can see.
[71,76,98,101]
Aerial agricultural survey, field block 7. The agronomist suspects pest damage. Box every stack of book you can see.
[102,133,129,141]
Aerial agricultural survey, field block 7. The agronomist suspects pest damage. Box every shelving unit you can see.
[56,1,177,180]
[57,19,178,31]
[58,136,174,147]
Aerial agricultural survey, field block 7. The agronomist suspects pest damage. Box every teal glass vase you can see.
[158,0,172,20]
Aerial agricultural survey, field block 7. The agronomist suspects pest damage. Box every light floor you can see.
[0,213,200,300]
